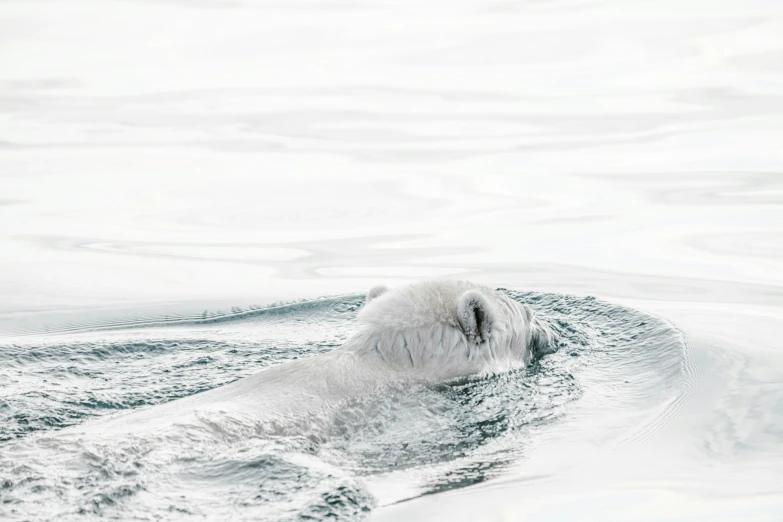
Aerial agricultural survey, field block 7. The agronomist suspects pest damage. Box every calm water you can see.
[1,0,782,520]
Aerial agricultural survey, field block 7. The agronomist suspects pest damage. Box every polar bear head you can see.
[354,281,558,380]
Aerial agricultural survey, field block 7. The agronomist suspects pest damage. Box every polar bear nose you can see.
[531,321,559,357]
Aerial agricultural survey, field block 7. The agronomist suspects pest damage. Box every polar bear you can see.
[357,280,558,377]
[90,281,558,436]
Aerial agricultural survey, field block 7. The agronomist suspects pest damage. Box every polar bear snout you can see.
[529,318,560,357]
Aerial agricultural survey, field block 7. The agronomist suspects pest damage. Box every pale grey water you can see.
[2,291,671,520]
[1,0,783,520]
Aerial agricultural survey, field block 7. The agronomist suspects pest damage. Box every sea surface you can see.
[1,0,782,520]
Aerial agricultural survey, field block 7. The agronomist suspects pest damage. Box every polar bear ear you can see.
[457,290,495,344]
[366,285,390,305]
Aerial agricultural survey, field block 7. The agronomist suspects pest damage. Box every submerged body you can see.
[1,288,699,522]
[87,281,559,435]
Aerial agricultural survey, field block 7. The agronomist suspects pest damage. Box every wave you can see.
[3,294,366,338]
[0,290,688,521]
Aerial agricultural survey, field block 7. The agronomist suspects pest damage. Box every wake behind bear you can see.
[81,281,559,437]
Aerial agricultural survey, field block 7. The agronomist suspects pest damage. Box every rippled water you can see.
[2,0,783,520]
[0,291,686,520]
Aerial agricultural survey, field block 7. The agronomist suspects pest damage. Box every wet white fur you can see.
[90,281,557,435]
[352,280,556,379]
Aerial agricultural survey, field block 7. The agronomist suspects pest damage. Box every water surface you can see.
[1,0,782,520]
